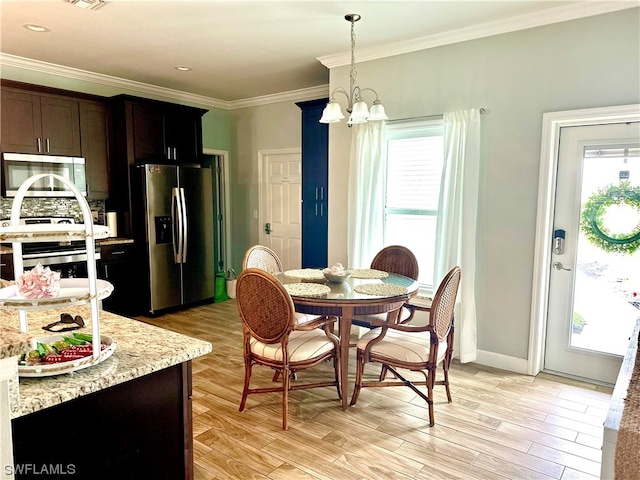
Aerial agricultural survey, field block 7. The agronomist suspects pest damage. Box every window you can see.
[383,118,444,291]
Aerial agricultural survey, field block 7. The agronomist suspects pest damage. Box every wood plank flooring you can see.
[138,300,613,480]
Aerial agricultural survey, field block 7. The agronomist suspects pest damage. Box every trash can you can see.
[214,272,229,302]
[226,268,237,299]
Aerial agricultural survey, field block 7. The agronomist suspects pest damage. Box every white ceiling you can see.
[0,1,637,108]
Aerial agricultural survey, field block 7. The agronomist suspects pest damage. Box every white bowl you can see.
[323,271,351,283]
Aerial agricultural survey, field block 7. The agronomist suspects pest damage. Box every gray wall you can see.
[228,101,303,270]
[324,8,640,360]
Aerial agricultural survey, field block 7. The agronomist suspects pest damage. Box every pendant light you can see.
[319,14,388,125]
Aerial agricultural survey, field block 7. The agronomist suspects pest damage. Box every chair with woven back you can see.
[351,245,420,327]
[349,266,462,427]
[236,268,341,430]
[242,245,283,275]
[242,245,321,325]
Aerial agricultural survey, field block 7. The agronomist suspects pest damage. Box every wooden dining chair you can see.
[242,244,322,325]
[349,266,461,427]
[352,245,420,327]
[242,245,283,274]
[236,268,341,430]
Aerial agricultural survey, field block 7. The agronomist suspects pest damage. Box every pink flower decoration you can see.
[17,264,61,299]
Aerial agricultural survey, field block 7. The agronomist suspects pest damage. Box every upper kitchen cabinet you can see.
[108,95,207,237]
[112,95,206,164]
[79,100,111,200]
[1,88,81,157]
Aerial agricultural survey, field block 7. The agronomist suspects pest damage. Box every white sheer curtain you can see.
[347,122,386,268]
[434,108,482,363]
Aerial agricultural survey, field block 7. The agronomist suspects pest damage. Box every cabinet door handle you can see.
[104,264,109,279]
[37,137,42,153]
[45,138,51,153]
[111,250,125,255]
[320,187,324,200]
[167,147,172,160]
[315,204,318,216]
[173,147,178,160]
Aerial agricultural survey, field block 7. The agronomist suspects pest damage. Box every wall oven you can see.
[1,217,100,278]
[2,153,87,197]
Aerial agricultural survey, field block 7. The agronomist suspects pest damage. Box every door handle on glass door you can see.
[552,262,572,271]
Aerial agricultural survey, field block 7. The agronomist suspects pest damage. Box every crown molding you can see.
[318,1,639,68]
[227,85,329,109]
[0,53,329,110]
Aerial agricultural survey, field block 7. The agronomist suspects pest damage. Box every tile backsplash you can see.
[0,198,106,224]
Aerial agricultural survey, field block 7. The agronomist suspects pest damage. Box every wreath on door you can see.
[579,181,640,255]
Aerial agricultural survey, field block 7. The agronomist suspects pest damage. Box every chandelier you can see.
[319,14,388,125]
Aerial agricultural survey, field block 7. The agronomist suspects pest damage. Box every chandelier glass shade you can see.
[319,14,388,125]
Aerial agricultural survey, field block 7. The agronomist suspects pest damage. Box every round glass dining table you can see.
[276,271,419,410]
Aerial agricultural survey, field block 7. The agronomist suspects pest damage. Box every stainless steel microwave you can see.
[2,153,87,197]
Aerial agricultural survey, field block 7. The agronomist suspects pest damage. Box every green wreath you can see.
[579,181,640,255]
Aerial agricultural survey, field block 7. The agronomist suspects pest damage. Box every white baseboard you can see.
[471,349,530,375]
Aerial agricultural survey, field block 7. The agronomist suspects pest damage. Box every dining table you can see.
[276,269,420,410]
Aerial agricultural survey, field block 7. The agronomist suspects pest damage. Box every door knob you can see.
[264,223,271,235]
[552,262,572,271]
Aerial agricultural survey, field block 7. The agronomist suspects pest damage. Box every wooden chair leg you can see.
[282,366,290,430]
[333,355,342,400]
[239,359,252,412]
[425,369,435,427]
[350,351,365,406]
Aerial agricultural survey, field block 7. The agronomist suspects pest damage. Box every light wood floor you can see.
[139,300,613,480]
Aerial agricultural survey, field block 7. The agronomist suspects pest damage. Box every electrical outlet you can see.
[91,210,99,223]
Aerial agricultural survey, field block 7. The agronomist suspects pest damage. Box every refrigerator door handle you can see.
[180,187,188,263]
[171,187,183,263]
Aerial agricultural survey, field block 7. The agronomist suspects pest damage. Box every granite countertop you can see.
[0,237,134,254]
[0,325,30,359]
[98,237,135,246]
[0,305,212,419]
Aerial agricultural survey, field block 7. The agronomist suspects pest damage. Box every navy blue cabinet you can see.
[296,99,329,268]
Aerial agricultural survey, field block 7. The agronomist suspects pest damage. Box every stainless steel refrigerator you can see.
[137,164,215,314]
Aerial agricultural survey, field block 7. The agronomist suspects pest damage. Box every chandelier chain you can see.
[350,19,357,90]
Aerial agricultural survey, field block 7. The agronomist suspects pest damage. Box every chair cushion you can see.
[356,327,448,364]
[352,306,413,326]
[250,328,335,363]
[294,312,322,325]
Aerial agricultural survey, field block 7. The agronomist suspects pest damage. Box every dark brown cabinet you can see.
[0,253,14,281]
[79,100,111,199]
[97,243,141,316]
[1,88,81,156]
[109,95,207,237]
[127,98,204,163]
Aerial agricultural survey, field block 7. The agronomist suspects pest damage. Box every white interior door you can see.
[545,122,640,384]
[260,150,302,271]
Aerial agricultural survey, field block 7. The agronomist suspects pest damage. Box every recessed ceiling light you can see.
[68,0,105,10]
[23,24,49,33]
[175,66,192,72]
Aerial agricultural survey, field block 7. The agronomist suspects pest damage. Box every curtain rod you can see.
[386,108,485,125]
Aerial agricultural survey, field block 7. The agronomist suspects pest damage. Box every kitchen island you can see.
[0,305,211,479]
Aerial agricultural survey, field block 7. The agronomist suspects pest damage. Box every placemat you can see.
[283,269,325,282]
[284,283,331,297]
[350,269,389,279]
[354,283,408,296]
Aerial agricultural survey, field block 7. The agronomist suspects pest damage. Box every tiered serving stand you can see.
[0,174,115,376]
